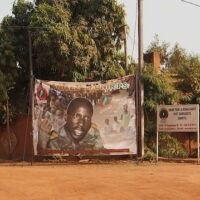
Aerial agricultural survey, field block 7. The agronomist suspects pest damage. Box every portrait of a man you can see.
[61,98,103,150]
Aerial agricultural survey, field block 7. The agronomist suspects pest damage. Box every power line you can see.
[181,0,200,7]
[0,24,49,30]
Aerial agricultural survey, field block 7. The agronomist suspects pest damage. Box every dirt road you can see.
[0,161,200,200]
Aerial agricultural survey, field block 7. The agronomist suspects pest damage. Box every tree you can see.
[142,66,178,145]
[145,34,169,65]
[175,55,200,104]
[143,35,179,152]
[0,22,18,123]
[166,43,200,104]
[0,0,128,123]
[167,43,187,70]
[32,0,127,81]
[3,0,127,82]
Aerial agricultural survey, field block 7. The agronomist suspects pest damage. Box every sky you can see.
[1,0,200,59]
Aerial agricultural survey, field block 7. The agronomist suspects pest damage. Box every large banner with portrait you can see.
[32,76,137,155]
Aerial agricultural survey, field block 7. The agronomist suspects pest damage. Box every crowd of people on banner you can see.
[103,103,135,137]
[54,87,103,107]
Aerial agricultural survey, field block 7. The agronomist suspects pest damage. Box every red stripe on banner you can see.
[39,149,130,155]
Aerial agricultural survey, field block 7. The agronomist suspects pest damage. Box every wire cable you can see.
[0,23,74,31]
[181,0,200,7]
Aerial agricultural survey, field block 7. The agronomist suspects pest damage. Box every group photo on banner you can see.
[32,75,137,155]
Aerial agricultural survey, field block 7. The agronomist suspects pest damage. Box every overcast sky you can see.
[1,0,200,59]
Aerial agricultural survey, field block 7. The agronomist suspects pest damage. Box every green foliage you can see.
[144,35,200,106]
[159,133,188,158]
[0,0,128,124]
[31,0,127,81]
[142,66,179,159]
[31,2,73,80]
[0,28,17,100]
[143,66,178,113]
[175,56,200,104]
[144,146,156,161]
[143,36,193,158]
[0,17,19,123]
[167,44,187,70]
[0,102,17,125]
[146,34,169,64]
[0,71,7,101]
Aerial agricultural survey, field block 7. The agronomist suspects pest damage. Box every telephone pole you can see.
[137,0,144,158]
[124,25,128,71]
[28,30,33,116]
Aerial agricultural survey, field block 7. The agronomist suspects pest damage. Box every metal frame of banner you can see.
[156,104,199,164]
[31,75,138,161]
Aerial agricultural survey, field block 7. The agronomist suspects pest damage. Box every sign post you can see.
[156,130,159,162]
[157,104,199,163]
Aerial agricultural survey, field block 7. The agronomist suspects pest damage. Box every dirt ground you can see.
[0,161,200,200]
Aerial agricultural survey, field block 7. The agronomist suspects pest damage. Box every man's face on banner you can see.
[67,104,92,142]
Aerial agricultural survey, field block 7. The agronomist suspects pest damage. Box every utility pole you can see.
[124,25,128,71]
[23,30,34,162]
[137,0,144,158]
[28,30,33,115]
[6,99,12,159]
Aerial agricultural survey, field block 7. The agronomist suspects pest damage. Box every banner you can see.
[33,76,137,155]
